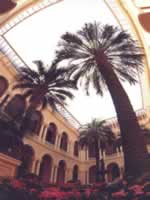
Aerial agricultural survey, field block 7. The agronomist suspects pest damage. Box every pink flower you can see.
[128,184,144,196]
[112,190,127,198]
[85,189,91,197]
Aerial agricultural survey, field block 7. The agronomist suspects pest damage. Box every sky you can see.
[5,0,142,124]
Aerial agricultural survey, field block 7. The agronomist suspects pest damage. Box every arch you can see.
[5,94,26,120]
[72,165,79,182]
[45,122,57,144]
[89,165,96,183]
[74,141,79,157]
[57,160,66,184]
[60,132,68,151]
[107,163,120,182]
[0,76,8,97]
[39,154,53,183]
[17,144,35,177]
[0,0,17,14]
[24,109,43,135]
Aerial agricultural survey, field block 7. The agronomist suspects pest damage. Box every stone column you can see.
[86,148,88,160]
[53,166,58,183]
[67,141,72,154]
[31,159,37,173]
[38,124,45,141]
[79,170,85,184]
[35,160,41,175]
[55,135,59,149]
[57,135,61,149]
[85,171,88,184]
[50,165,55,183]
[42,124,48,142]
[66,168,72,182]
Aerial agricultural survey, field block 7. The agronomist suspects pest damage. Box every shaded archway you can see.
[46,123,57,144]
[39,154,52,183]
[72,165,79,182]
[17,144,35,177]
[0,76,8,97]
[0,0,17,14]
[89,165,96,183]
[60,132,68,151]
[5,94,26,120]
[23,109,43,135]
[74,141,79,157]
[107,163,120,182]
[57,160,66,184]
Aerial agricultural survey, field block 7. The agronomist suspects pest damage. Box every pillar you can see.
[38,124,45,141]
[53,166,58,183]
[35,160,41,175]
[31,159,37,173]
[42,124,48,142]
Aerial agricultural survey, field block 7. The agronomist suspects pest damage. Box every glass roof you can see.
[0,0,143,125]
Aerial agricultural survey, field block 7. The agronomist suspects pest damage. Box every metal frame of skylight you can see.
[0,0,63,35]
[0,0,145,129]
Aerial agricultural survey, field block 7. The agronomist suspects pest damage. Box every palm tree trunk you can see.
[95,140,101,182]
[99,63,149,178]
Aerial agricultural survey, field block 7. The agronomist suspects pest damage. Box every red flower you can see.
[11,179,25,189]
[39,190,64,200]
[29,188,37,193]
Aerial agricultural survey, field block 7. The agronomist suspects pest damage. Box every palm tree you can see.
[79,119,115,182]
[13,60,76,110]
[54,22,148,178]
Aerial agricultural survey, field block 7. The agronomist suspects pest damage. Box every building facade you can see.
[0,0,150,184]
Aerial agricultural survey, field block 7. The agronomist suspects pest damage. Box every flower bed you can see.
[0,175,150,200]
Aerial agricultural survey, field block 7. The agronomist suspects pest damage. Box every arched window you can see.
[0,76,8,97]
[24,109,42,135]
[105,142,117,155]
[107,163,120,182]
[0,0,17,14]
[57,160,66,184]
[89,165,96,183]
[39,154,52,184]
[46,123,57,144]
[17,145,35,177]
[74,141,79,157]
[88,142,96,158]
[5,94,26,120]
[72,165,79,181]
[60,132,68,151]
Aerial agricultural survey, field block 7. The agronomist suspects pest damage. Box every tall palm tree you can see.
[13,60,76,110]
[79,119,115,182]
[54,22,148,178]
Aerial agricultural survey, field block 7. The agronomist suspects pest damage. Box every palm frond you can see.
[33,60,46,76]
